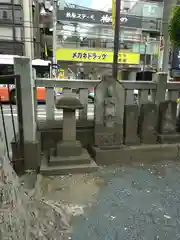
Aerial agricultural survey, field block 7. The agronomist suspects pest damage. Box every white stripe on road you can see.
[2,107,94,112]
[1,105,94,118]
[3,113,94,117]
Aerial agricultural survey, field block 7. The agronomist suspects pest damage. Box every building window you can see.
[0,27,13,40]
[3,11,7,19]
[15,27,22,41]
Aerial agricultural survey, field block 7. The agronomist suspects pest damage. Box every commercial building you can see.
[0,0,24,55]
[40,1,163,79]
[0,0,42,58]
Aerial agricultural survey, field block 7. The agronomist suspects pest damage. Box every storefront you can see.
[56,48,141,79]
[53,7,161,78]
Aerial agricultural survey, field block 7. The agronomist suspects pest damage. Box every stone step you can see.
[48,149,91,166]
[40,158,98,176]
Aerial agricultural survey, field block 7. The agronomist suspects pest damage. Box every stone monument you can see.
[91,77,125,164]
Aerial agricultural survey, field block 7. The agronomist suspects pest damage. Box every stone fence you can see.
[11,57,180,175]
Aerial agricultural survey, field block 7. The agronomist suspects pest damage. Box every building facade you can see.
[39,1,163,78]
[0,0,24,55]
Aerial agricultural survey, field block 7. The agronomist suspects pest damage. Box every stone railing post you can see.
[155,72,167,104]
[125,71,137,105]
[14,57,40,170]
[79,88,89,120]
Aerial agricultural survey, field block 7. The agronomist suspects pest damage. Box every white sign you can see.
[65,12,95,20]
[100,14,128,24]
[57,0,64,10]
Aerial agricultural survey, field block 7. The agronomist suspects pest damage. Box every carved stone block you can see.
[94,124,123,148]
[124,104,140,145]
[94,80,125,148]
[138,103,157,144]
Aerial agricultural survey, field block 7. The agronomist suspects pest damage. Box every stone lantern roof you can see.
[56,94,83,110]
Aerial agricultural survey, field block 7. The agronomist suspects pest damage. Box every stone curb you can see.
[91,144,180,165]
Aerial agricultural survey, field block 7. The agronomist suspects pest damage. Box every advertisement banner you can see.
[56,48,140,65]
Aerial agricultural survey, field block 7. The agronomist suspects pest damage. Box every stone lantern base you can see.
[40,148,98,175]
[56,140,83,157]
[40,140,98,175]
[48,140,92,166]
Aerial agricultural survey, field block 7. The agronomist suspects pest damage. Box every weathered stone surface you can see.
[91,144,179,165]
[94,124,123,147]
[56,140,83,157]
[94,80,125,148]
[158,101,177,134]
[138,103,157,144]
[157,101,180,143]
[56,92,83,110]
[124,104,140,145]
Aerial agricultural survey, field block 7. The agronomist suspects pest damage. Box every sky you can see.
[66,0,114,10]
[66,0,138,11]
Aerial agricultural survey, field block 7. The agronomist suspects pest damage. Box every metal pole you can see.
[23,0,33,58]
[52,0,57,77]
[142,39,147,80]
[12,0,16,55]
[112,0,121,80]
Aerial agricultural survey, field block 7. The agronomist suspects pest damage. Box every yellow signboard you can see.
[56,48,140,65]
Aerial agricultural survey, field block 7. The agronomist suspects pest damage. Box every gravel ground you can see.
[69,162,180,240]
[2,160,180,239]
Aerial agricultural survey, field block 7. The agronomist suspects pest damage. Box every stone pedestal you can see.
[40,92,98,175]
[158,101,180,143]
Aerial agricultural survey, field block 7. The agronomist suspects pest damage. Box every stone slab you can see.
[40,158,98,176]
[91,144,179,165]
[124,104,140,145]
[158,101,177,134]
[158,134,180,144]
[138,103,157,144]
[56,140,82,157]
[48,149,91,166]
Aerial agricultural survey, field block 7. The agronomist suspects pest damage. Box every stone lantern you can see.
[48,91,92,165]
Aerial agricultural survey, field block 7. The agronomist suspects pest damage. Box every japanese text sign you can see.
[57,8,142,28]
[56,48,140,65]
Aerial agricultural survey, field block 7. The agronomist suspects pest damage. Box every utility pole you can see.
[161,0,176,72]
[52,0,57,77]
[23,0,34,58]
[112,0,121,80]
